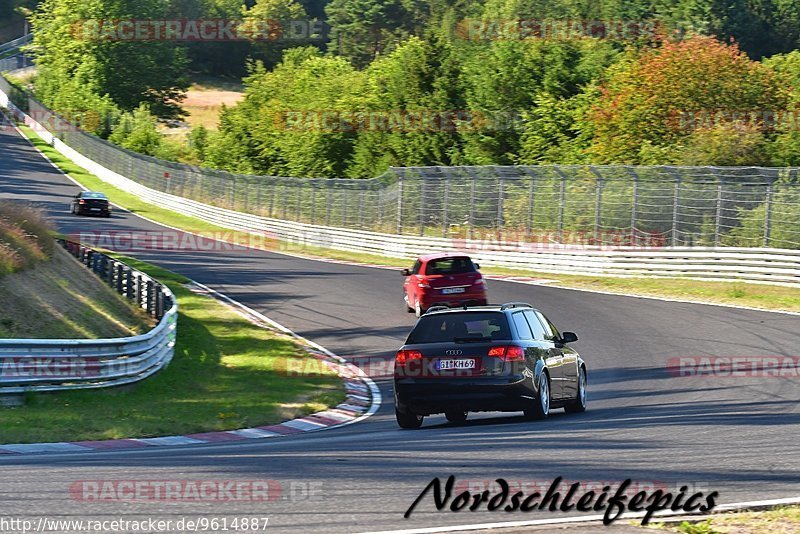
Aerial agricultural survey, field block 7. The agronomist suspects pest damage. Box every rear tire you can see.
[445,410,468,424]
[523,372,550,420]
[396,408,423,429]
[565,366,587,414]
[414,299,423,318]
[404,294,414,313]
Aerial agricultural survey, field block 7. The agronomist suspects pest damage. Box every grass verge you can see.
[14,122,800,314]
[651,505,800,533]
[0,254,345,444]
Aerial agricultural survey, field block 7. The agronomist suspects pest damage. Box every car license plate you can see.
[437,359,476,370]
[441,287,465,294]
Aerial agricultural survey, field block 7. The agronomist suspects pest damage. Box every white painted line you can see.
[230,428,282,439]
[281,419,327,431]
[355,496,800,534]
[134,436,206,446]
[0,442,92,454]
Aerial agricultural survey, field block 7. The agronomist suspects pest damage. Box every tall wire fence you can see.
[2,73,800,250]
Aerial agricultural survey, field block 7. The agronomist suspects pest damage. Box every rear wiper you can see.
[454,336,491,343]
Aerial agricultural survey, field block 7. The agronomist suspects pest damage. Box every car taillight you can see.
[396,350,423,365]
[473,278,485,286]
[417,279,430,288]
[488,345,525,362]
[78,199,86,204]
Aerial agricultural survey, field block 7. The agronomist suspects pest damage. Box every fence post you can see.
[554,167,567,244]
[326,182,332,227]
[126,269,134,300]
[296,182,302,222]
[378,184,384,231]
[146,280,155,315]
[397,170,404,234]
[526,170,535,241]
[135,275,143,308]
[282,183,288,220]
[419,174,426,237]
[269,181,275,218]
[497,173,505,240]
[358,189,364,229]
[310,182,316,226]
[256,180,263,216]
[342,185,348,227]
[592,167,603,245]
[764,177,774,247]
[672,172,681,247]
[627,167,639,246]
[469,168,477,241]
[442,177,449,238]
[116,264,124,293]
[714,176,724,247]
[156,288,164,320]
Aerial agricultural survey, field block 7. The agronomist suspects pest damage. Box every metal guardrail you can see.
[0,54,33,73]
[0,34,32,56]
[0,240,177,394]
[1,63,800,287]
[0,34,33,73]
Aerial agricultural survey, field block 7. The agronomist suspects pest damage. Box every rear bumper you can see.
[395,375,534,415]
[420,292,487,309]
[77,206,110,215]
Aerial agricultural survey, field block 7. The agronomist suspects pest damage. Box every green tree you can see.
[32,0,189,120]
[108,104,163,155]
[588,36,786,164]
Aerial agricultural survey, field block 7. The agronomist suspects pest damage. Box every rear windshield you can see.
[82,192,108,199]
[406,312,511,344]
[424,257,476,275]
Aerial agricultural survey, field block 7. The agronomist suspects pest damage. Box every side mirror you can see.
[401,269,411,276]
[473,263,480,270]
[560,332,578,344]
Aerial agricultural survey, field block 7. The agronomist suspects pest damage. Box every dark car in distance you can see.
[394,302,587,428]
[70,191,111,217]
[402,253,488,317]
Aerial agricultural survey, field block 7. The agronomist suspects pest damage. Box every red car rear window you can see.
[425,257,476,275]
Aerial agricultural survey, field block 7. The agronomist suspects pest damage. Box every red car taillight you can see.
[78,199,86,204]
[488,345,525,362]
[396,349,423,365]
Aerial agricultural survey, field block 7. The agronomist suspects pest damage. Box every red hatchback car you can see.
[402,254,488,316]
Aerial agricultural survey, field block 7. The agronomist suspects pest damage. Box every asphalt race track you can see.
[0,124,798,533]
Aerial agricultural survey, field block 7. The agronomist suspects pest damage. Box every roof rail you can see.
[424,305,451,314]
[500,302,533,310]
